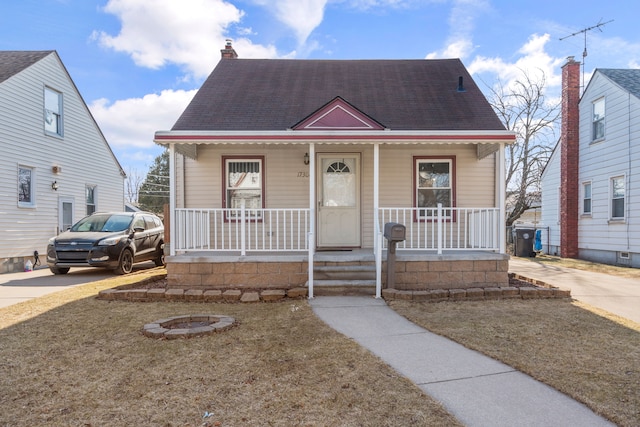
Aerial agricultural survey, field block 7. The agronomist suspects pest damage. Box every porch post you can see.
[437,203,443,255]
[374,142,382,298]
[169,143,176,256]
[308,143,315,299]
[498,144,506,253]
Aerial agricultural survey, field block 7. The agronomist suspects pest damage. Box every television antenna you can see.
[560,19,613,90]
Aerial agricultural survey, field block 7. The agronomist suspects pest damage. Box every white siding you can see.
[540,144,561,253]
[0,53,124,261]
[578,72,640,255]
[180,143,497,248]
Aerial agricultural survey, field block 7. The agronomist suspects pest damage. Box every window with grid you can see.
[224,157,264,219]
[415,157,454,218]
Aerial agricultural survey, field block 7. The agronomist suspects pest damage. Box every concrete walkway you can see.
[310,296,614,427]
[509,257,640,324]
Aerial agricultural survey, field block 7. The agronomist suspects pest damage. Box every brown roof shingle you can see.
[172,58,505,132]
[0,51,53,84]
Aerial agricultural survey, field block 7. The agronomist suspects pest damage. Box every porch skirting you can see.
[165,251,509,292]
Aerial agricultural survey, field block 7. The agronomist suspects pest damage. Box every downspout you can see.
[374,142,381,298]
[308,143,315,299]
[498,145,506,253]
[169,143,176,256]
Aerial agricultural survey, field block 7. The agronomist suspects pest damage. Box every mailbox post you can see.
[384,222,406,288]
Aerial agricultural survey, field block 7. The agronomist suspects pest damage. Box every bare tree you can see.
[485,69,560,226]
[125,168,144,205]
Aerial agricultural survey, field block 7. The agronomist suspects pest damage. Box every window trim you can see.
[86,185,97,216]
[413,156,456,222]
[610,175,625,220]
[222,155,265,221]
[44,86,64,138]
[18,164,36,208]
[582,181,592,215]
[591,97,605,142]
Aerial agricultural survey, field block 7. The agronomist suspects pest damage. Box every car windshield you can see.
[70,214,133,232]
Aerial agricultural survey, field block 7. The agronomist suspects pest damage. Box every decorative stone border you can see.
[98,286,308,302]
[381,286,570,301]
[142,314,236,339]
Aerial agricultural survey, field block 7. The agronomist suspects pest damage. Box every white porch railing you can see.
[174,207,311,254]
[378,205,500,253]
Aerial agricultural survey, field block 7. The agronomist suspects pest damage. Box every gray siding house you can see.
[155,42,515,297]
[541,57,640,267]
[0,51,125,273]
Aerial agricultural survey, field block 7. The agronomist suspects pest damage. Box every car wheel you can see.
[154,243,165,267]
[50,266,70,275]
[115,248,134,275]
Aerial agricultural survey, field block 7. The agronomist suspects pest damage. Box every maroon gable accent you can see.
[292,97,385,130]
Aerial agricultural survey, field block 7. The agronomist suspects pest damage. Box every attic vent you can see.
[457,76,466,92]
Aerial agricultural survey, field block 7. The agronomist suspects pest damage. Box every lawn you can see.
[0,267,638,426]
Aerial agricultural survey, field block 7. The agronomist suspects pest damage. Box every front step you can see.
[308,263,377,296]
[306,280,377,296]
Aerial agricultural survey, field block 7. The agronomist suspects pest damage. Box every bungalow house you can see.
[540,57,640,267]
[0,51,125,273]
[154,42,515,297]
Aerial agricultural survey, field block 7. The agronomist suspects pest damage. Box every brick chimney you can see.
[559,56,580,258]
[220,39,238,59]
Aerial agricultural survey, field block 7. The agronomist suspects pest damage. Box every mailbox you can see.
[384,222,406,242]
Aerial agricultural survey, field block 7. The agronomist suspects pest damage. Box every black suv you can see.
[47,212,165,275]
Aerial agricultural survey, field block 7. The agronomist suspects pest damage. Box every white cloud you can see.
[93,0,278,79]
[90,89,197,150]
[425,0,488,60]
[469,33,565,90]
[251,0,329,45]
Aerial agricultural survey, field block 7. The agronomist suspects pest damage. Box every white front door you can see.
[317,153,360,247]
[58,197,74,234]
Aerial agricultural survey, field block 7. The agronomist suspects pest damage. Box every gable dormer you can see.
[292,97,385,131]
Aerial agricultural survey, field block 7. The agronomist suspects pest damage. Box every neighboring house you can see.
[541,57,640,267]
[154,41,515,296]
[0,51,125,273]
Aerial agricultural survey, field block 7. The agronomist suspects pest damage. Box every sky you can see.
[1,0,638,177]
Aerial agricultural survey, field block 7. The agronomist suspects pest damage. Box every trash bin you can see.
[514,229,535,257]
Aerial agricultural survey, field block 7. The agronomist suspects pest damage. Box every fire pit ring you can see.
[142,314,236,339]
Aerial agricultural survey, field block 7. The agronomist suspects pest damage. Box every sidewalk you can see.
[509,257,640,324]
[310,296,614,427]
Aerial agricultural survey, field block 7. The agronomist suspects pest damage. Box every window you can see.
[18,165,35,207]
[414,157,454,218]
[223,157,264,218]
[44,87,63,136]
[592,98,605,141]
[611,176,625,219]
[582,182,592,214]
[86,185,96,215]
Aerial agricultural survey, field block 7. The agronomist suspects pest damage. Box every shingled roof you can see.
[172,58,505,132]
[0,51,53,84]
[598,68,640,100]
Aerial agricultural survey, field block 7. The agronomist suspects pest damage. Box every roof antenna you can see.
[560,19,613,91]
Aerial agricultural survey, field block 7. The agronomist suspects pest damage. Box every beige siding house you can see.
[0,51,125,273]
[155,42,515,297]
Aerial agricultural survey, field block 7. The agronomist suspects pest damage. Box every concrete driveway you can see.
[0,262,156,309]
[509,257,640,324]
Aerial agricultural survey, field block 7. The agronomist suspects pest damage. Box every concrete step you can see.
[306,280,377,296]
[313,265,376,281]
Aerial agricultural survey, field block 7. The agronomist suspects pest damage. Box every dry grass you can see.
[0,269,459,427]
[531,254,640,279]
[390,298,640,427]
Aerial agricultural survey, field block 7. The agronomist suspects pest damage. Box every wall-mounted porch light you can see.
[303,152,310,165]
[51,181,59,191]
